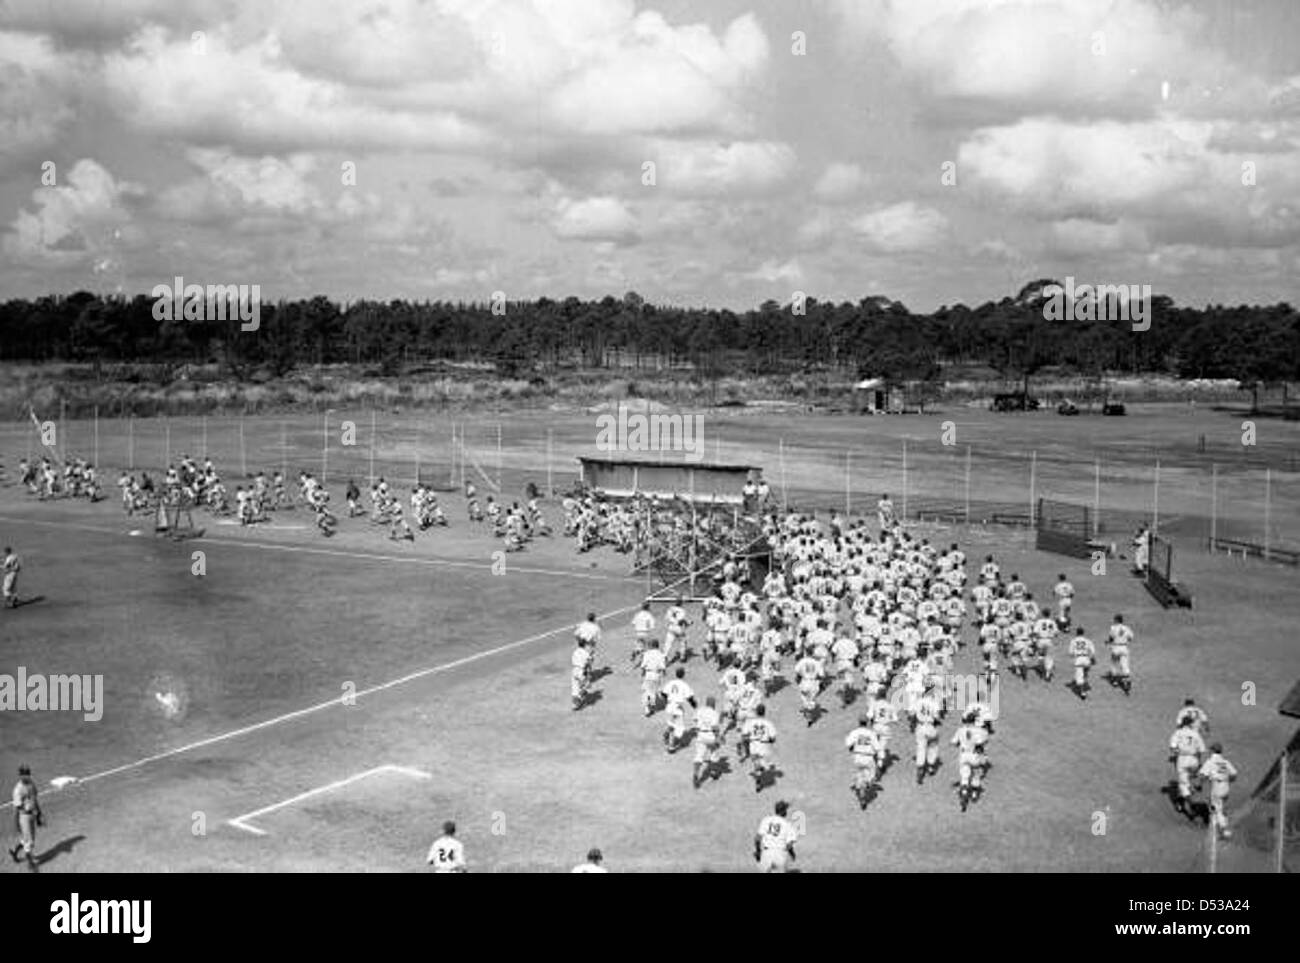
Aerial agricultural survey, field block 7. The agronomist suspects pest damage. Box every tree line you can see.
[0,282,1296,390]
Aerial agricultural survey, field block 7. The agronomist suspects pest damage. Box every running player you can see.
[630,603,655,666]
[741,704,778,790]
[1168,717,1207,819]
[754,800,798,873]
[952,712,988,812]
[1106,614,1133,695]
[692,696,722,788]
[913,687,943,785]
[845,715,883,808]
[1198,743,1238,840]
[1053,573,1075,628]
[571,639,593,711]
[426,820,467,873]
[662,668,697,753]
[1067,627,1096,700]
[639,639,667,716]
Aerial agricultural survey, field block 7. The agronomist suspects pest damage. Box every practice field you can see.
[0,408,1297,872]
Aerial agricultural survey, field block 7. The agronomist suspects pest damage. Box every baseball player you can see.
[1168,719,1207,819]
[571,639,593,711]
[2,547,20,609]
[9,765,41,865]
[630,603,656,666]
[639,639,667,716]
[1106,614,1134,695]
[662,668,697,753]
[1067,627,1096,700]
[845,715,883,807]
[794,650,824,724]
[692,696,722,788]
[1198,743,1238,840]
[740,704,778,790]
[754,800,798,873]
[1053,573,1075,627]
[952,713,988,812]
[426,820,467,873]
[913,689,943,785]
[572,848,608,873]
[1176,698,1210,736]
[663,598,690,664]
[575,612,602,673]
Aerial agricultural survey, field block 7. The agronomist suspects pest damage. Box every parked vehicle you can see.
[1057,399,1080,416]
[992,392,1041,412]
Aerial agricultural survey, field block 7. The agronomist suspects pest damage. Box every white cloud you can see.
[823,0,1240,113]
[812,162,867,200]
[852,201,948,252]
[649,139,797,197]
[4,159,142,261]
[741,258,804,284]
[553,195,638,242]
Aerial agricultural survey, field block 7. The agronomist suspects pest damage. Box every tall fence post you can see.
[901,438,909,521]
[164,416,171,468]
[93,405,100,468]
[239,413,246,477]
[368,408,377,488]
[845,449,851,516]
[1264,468,1272,561]
[128,413,135,470]
[964,444,971,524]
[779,438,788,514]
[1152,458,1160,535]
[1093,455,1101,538]
[1029,450,1037,527]
[1210,463,1218,548]
[546,428,554,497]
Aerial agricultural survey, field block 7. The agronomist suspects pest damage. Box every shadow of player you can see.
[33,835,86,868]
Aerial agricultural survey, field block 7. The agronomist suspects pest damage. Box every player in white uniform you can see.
[571,640,593,711]
[913,690,943,785]
[571,847,608,873]
[630,603,656,666]
[426,820,467,873]
[663,599,690,664]
[1053,574,1075,627]
[952,714,988,812]
[1067,627,1096,700]
[1198,743,1238,840]
[794,652,825,724]
[692,696,722,788]
[845,715,883,808]
[754,800,799,873]
[661,668,697,753]
[575,613,602,674]
[1106,614,1133,695]
[639,639,667,716]
[1175,698,1210,736]
[740,704,778,790]
[1168,719,1207,819]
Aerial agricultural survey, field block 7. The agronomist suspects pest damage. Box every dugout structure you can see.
[577,457,758,506]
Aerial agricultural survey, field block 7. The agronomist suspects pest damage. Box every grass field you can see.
[0,406,1296,872]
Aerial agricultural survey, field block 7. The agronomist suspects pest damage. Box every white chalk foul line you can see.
[228,764,433,836]
[0,597,646,811]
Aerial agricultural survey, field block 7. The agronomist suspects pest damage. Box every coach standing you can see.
[9,765,42,866]
[2,546,19,608]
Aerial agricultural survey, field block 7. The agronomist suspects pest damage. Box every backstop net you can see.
[1036,497,1094,558]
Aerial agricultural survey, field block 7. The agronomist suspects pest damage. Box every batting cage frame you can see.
[1035,497,1094,558]
[1145,531,1192,608]
[632,501,772,602]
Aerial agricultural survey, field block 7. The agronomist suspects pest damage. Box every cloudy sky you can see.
[2,0,1299,310]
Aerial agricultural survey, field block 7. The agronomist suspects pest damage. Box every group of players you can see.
[567,494,1244,869]
[16,455,103,502]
